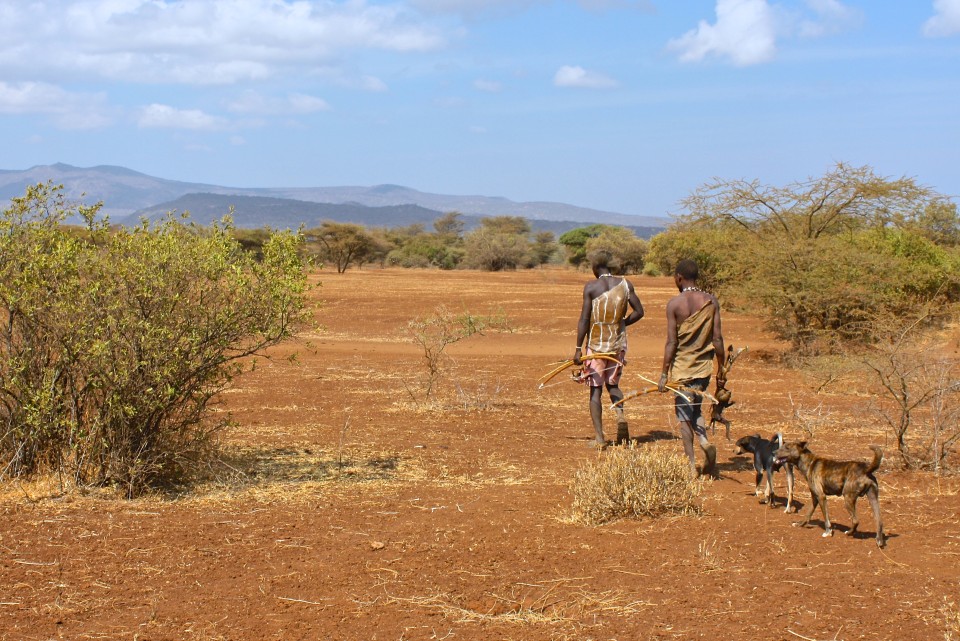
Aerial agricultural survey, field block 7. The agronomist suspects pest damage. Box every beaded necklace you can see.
[681,285,705,293]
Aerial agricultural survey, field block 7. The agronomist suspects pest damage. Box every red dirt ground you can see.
[2,268,958,641]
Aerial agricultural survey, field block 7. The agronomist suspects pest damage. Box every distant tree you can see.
[479,216,531,235]
[434,211,465,239]
[231,227,272,260]
[584,227,648,274]
[360,227,397,269]
[462,217,531,271]
[558,224,617,267]
[531,231,558,266]
[386,221,464,269]
[307,222,374,273]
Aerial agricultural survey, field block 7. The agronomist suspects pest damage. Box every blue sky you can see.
[1,0,958,217]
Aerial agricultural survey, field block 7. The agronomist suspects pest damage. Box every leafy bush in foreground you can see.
[0,183,308,494]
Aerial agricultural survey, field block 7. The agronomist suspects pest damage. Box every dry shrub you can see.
[570,443,704,526]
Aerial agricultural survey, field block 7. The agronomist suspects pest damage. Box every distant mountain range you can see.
[0,163,670,236]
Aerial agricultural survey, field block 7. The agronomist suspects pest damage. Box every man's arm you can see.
[574,284,593,365]
[659,299,679,391]
[623,282,644,327]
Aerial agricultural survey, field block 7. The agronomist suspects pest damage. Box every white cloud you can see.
[667,0,777,66]
[0,0,448,86]
[138,104,227,130]
[411,0,653,15]
[473,79,503,92]
[553,65,618,89]
[0,81,112,129]
[227,91,331,115]
[924,0,960,37]
[667,0,863,65]
[798,0,862,37]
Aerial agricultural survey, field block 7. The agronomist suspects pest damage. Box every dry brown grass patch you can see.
[569,442,704,526]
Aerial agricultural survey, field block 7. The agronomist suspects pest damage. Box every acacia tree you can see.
[679,163,953,351]
[308,222,374,273]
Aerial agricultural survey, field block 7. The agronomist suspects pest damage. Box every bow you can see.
[611,374,721,408]
[537,352,623,390]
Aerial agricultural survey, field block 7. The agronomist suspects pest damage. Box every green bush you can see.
[0,183,308,494]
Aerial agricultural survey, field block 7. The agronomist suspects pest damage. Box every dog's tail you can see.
[775,432,783,449]
[866,445,883,474]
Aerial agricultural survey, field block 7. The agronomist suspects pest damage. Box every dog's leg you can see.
[819,492,833,538]
[754,465,763,498]
[784,465,795,514]
[843,492,860,536]
[866,486,885,548]
[763,465,775,507]
[796,492,817,528]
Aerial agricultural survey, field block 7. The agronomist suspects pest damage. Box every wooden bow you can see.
[537,352,623,390]
[611,375,720,408]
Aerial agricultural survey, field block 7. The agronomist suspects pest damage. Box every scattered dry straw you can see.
[569,443,704,526]
[945,596,960,641]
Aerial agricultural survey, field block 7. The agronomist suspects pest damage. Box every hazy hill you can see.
[129,193,664,237]
[1,163,669,234]
[130,193,460,230]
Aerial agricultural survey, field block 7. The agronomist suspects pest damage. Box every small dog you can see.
[774,441,886,548]
[735,433,794,512]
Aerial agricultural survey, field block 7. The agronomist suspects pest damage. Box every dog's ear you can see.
[797,440,808,450]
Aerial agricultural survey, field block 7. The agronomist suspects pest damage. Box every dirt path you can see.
[2,268,957,641]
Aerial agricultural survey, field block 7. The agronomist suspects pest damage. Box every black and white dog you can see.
[735,433,795,512]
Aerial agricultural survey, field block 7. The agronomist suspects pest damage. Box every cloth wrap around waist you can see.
[670,300,716,382]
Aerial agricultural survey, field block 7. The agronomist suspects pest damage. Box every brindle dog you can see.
[774,441,886,548]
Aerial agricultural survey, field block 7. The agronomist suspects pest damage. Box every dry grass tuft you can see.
[569,443,704,526]
[945,597,960,641]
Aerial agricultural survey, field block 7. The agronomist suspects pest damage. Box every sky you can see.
[1,0,958,218]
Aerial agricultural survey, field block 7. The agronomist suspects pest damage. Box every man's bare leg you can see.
[589,386,605,446]
[608,385,629,444]
[679,421,698,477]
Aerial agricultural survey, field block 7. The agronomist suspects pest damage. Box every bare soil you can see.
[2,268,958,641]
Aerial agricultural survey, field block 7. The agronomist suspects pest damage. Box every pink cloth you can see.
[578,347,626,388]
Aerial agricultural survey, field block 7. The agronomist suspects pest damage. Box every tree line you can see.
[245,213,654,275]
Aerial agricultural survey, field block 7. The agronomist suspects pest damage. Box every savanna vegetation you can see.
[2,161,958,495]
[0,183,309,495]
